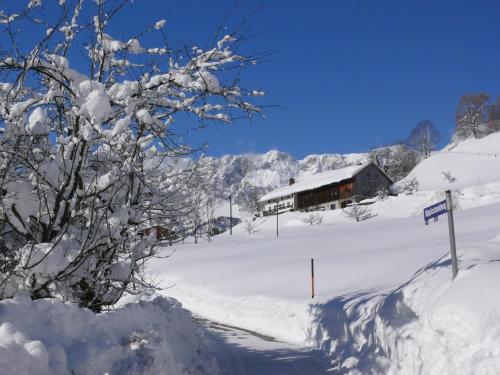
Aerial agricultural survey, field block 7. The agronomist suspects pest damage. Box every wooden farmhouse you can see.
[259,162,392,216]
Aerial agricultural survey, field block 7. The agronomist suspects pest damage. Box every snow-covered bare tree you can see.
[185,160,222,243]
[243,217,256,234]
[237,183,265,216]
[487,97,500,133]
[0,1,263,311]
[186,177,206,245]
[204,188,217,242]
[407,120,440,158]
[369,144,418,182]
[455,93,492,139]
[343,203,371,222]
[369,147,392,173]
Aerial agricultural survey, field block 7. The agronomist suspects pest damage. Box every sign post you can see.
[423,191,459,280]
[445,190,459,280]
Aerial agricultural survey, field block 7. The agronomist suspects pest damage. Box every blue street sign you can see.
[424,199,447,225]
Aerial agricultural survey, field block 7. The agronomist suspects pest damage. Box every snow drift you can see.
[312,246,500,374]
[400,132,500,191]
[0,296,221,375]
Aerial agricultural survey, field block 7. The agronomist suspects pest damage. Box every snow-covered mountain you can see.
[196,150,368,199]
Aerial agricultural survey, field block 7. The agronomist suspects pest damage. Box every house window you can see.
[330,203,336,210]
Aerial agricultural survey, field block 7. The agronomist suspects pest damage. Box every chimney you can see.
[288,178,295,186]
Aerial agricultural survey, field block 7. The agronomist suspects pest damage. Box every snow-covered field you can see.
[150,202,500,373]
[149,133,500,374]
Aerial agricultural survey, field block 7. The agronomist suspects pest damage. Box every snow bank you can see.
[311,246,500,374]
[401,132,500,191]
[0,296,221,375]
[157,283,314,345]
[394,248,500,374]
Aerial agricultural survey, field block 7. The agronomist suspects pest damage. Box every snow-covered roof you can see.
[259,163,371,202]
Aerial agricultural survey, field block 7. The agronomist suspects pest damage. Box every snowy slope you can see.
[399,132,500,191]
[149,133,500,374]
[151,201,500,374]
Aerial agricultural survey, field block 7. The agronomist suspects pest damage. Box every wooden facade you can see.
[260,162,393,215]
[296,179,354,210]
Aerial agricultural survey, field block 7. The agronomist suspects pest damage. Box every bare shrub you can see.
[442,171,457,184]
[344,204,371,222]
[303,212,323,226]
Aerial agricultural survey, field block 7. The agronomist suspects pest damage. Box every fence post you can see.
[276,204,279,237]
[311,258,315,299]
[445,190,458,280]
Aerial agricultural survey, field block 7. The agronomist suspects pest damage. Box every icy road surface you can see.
[200,318,332,375]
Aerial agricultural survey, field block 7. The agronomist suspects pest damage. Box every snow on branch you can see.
[0,0,265,311]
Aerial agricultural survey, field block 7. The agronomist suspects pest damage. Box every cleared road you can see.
[198,318,333,375]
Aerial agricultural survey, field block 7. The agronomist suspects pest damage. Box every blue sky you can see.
[140,0,499,158]
[4,0,500,158]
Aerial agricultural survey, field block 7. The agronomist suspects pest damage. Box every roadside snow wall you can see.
[0,296,221,375]
[310,246,500,374]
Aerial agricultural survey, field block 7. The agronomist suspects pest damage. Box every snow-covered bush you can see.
[243,218,257,234]
[0,1,262,310]
[343,203,371,222]
[303,212,323,226]
[377,187,389,199]
[397,177,420,194]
